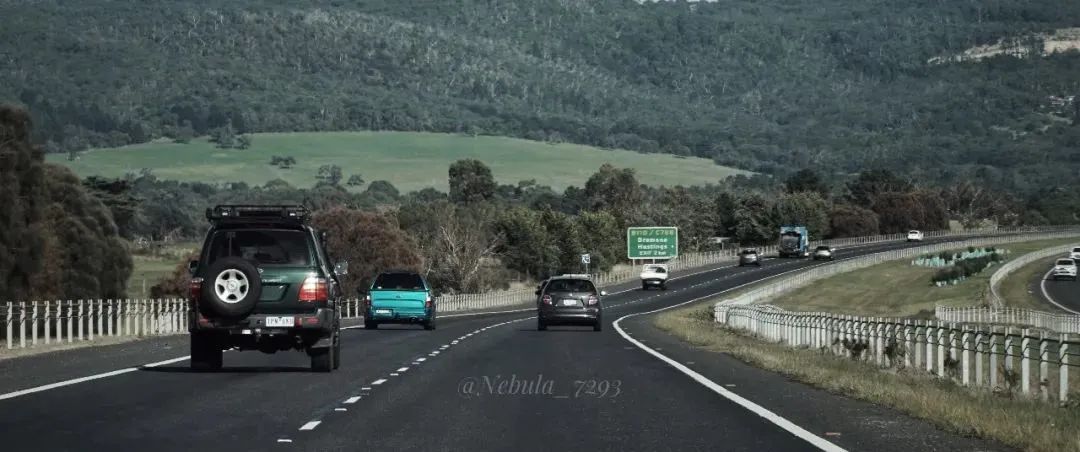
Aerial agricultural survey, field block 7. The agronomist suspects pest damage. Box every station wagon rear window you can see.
[207,229,313,266]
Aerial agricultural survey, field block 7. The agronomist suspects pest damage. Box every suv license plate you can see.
[562,299,578,306]
[265,316,293,327]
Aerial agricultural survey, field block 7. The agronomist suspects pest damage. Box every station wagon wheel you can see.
[214,269,250,304]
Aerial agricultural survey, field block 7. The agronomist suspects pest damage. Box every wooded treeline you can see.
[1,0,1079,198]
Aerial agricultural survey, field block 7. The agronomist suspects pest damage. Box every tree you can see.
[583,164,644,226]
[346,174,366,187]
[316,164,343,186]
[771,192,831,239]
[401,201,503,293]
[732,194,774,245]
[872,192,924,234]
[0,105,47,302]
[82,176,140,238]
[236,134,252,150]
[364,180,400,204]
[495,207,559,279]
[846,169,912,208]
[575,210,623,272]
[311,207,424,296]
[785,169,829,197]
[209,124,236,148]
[828,204,880,238]
[448,159,496,203]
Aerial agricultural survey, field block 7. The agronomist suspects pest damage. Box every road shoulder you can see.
[622,312,1014,452]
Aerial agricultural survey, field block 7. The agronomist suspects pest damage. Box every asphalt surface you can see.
[1034,259,1080,314]
[0,238,1011,452]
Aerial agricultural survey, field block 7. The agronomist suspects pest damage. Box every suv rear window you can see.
[1072,248,1080,253]
[207,229,313,266]
[645,266,667,273]
[1058,259,1075,266]
[545,279,597,293]
[741,250,758,255]
[816,246,831,251]
[373,273,426,290]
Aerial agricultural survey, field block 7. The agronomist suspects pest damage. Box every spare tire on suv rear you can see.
[201,257,262,319]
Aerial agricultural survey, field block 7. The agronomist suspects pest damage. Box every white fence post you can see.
[19,301,26,348]
[975,331,984,387]
[5,302,12,349]
[1060,335,1070,404]
[1021,329,1031,395]
[1039,335,1049,402]
[43,301,51,345]
[31,302,38,347]
[961,331,971,386]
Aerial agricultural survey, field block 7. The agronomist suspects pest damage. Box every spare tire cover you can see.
[201,257,262,319]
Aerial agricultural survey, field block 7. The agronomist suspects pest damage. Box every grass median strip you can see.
[771,238,1080,317]
[997,255,1066,312]
[654,304,1080,452]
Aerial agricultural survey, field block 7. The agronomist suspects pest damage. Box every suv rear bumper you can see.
[189,308,337,334]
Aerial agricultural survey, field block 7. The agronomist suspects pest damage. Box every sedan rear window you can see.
[374,273,426,290]
[741,250,758,255]
[816,246,831,251]
[207,229,312,266]
[645,266,667,273]
[545,279,597,293]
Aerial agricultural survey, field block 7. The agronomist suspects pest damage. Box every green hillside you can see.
[49,132,747,192]
[5,0,1080,195]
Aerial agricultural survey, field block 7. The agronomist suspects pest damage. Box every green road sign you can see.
[627,227,679,259]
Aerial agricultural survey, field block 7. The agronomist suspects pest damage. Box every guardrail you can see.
[3,225,1078,351]
[714,304,1078,403]
[988,244,1076,308]
[936,306,1080,334]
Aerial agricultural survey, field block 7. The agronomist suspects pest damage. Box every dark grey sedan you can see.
[536,276,605,332]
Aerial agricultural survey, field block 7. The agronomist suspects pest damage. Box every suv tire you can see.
[537,318,547,331]
[190,332,223,371]
[311,343,333,373]
[201,257,262,319]
[332,331,341,370]
[593,319,602,332]
[423,317,436,330]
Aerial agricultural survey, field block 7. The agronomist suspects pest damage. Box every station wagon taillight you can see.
[299,277,328,302]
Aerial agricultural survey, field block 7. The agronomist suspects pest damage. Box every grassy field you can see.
[997,255,1063,312]
[126,242,199,299]
[50,132,750,192]
[770,238,1080,317]
[653,305,1080,452]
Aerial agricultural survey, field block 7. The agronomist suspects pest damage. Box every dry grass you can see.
[654,305,1080,452]
[771,238,1079,317]
[997,255,1062,312]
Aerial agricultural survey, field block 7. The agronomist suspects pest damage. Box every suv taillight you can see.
[189,277,204,302]
[299,277,328,302]
[587,295,599,306]
[541,295,552,305]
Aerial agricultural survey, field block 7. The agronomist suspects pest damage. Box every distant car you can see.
[537,275,605,332]
[738,249,762,267]
[640,264,669,290]
[1071,247,1080,261]
[812,245,834,261]
[1052,259,1078,281]
[907,230,924,242]
[363,271,437,330]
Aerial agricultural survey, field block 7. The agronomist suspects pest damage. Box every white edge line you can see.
[612,275,851,451]
[299,421,321,431]
[0,355,191,402]
[1040,268,1080,314]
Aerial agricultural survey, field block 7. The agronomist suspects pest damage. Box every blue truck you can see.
[778,226,810,258]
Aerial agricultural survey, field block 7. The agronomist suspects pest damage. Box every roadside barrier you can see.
[714,303,1078,403]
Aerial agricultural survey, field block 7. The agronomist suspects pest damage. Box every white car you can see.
[640,264,669,291]
[907,230,924,242]
[1052,259,1078,281]
[812,245,834,261]
[1070,247,1080,261]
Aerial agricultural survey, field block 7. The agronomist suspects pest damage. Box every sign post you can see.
[581,253,591,274]
[627,227,679,269]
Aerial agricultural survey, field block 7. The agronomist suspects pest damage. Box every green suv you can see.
[187,205,347,372]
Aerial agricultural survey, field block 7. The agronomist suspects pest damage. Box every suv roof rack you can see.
[206,205,309,224]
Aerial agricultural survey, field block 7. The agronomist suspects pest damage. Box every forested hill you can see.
[3,0,1080,193]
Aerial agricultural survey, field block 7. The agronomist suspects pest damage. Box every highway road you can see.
[0,238,1010,452]
[1034,258,1080,314]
